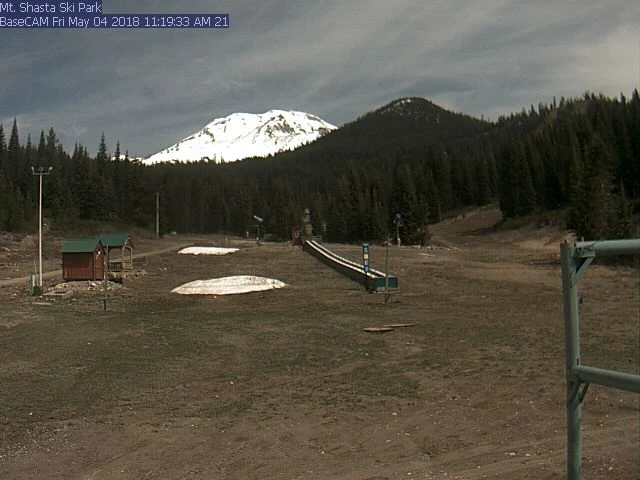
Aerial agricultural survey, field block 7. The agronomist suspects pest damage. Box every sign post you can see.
[362,243,370,273]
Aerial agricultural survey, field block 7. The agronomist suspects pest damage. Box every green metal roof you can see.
[98,233,131,248]
[61,238,103,253]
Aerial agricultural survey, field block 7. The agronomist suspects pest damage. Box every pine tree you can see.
[0,171,9,229]
[424,167,441,222]
[389,161,419,244]
[363,184,387,241]
[517,146,537,215]
[0,124,7,175]
[475,157,492,206]
[486,152,498,199]
[497,145,517,218]
[567,145,585,232]
[37,131,46,166]
[7,118,20,184]
[6,186,25,231]
[45,129,57,158]
[431,145,453,212]
[610,183,634,239]
[572,136,615,239]
[96,132,108,176]
[329,174,352,241]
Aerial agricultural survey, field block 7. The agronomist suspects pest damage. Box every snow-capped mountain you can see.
[144,109,336,164]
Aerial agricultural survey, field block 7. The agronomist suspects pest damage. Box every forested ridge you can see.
[1,92,639,243]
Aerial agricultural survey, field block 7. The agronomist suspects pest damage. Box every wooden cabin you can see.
[61,239,105,281]
[98,233,133,272]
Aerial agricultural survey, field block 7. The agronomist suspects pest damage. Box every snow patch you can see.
[172,275,286,295]
[178,246,239,255]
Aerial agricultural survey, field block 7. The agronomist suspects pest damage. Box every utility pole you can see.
[31,166,53,292]
[155,192,160,239]
[393,213,402,247]
[252,215,263,246]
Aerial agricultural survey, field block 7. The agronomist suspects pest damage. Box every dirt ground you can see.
[1,207,639,479]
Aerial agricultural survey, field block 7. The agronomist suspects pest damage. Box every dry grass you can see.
[0,209,639,479]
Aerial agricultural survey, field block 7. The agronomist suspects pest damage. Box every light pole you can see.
[253,215,263,245]
[155,192,160,239]
[393,213,402,247]
[31,166,53,292]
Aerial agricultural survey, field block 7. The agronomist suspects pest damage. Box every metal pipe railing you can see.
[575,239,640,258]
[573,365,640,394]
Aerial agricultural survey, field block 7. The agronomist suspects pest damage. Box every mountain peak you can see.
[371,97,447,119]
[144,109,336,164]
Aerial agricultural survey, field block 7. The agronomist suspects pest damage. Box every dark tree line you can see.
[1,92,639,242]
[495,91,640,239]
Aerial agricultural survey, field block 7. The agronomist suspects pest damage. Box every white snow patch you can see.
[178,246,239,255]
[172,275,286,295]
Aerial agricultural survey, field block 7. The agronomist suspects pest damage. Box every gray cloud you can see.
[1,0,638,156]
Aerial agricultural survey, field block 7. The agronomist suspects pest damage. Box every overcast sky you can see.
[1,0,639,157]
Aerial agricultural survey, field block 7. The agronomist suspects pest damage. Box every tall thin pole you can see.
[561,242,583,480]
[38,173,43,288]
[32,166,52,290]
[384,236,390,303]
[155,192,160,239]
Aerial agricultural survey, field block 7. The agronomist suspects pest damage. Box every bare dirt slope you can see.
[1,208,638,479]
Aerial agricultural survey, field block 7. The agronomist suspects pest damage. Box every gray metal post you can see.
[38,173,43,289]
[561,242,582,480]
[576,239,640,257]
[384,237,390,303]
[561,238,640,479]
[155,192,160,239]
[32,166,52,291]
[574,365,640,393]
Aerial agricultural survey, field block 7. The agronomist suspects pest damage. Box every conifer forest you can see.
[1,91,639,243]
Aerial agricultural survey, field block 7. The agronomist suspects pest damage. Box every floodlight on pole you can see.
[252,215,263,245]
[32,166,53,292]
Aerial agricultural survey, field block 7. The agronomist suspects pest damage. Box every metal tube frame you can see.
[561,239,640,480]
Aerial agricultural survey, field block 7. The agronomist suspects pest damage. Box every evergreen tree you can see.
[0,171,9,229]
[424,167,441,223]
[36,131,46,166]
[7,118,20,185]
[567,145,585,232]
[571,136,615,239]
[517,146,537,215]
[6,186,25,231]
[610,183,634,239]
[475,157,492,206]
[497,145,517,218]
[389,161,420,244]
[0,124,5,173]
